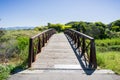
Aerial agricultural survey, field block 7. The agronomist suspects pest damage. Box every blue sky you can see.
[0,0,120,28]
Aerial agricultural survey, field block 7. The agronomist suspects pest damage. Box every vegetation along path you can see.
[8,33,120,80]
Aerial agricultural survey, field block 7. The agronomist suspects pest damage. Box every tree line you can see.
[1,19,120,39]
[34,19,120,39]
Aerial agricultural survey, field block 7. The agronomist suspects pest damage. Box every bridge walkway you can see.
[8,33,119,80]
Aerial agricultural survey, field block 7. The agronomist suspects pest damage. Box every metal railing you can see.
[64,29,97,68]
[28,28,56,67]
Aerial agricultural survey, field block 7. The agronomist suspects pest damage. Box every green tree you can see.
[110,19,120,32]
[94,22,107,39]
[71,22,79,31]
[47,23,64,32]
[0,28,5,38]
[71,21,87,33]
[34,26,48,31]
[78,21,87,33]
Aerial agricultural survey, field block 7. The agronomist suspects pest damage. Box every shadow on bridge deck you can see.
[65,34,96,75]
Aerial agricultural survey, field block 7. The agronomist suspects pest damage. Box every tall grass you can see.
[96,38,120,74]
[97,51,120,74]
[0,30,40,80]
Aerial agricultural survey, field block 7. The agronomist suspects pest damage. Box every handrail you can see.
[69,29,94,39]
[64,29,97,68]
[28,28,56,67]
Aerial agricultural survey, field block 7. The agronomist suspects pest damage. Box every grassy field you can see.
[96,38,120,74]
[97,51,120,74]
[0,29,40,80]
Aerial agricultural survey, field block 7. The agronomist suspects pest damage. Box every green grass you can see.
[96,38,120,74]
[97,51,120,74]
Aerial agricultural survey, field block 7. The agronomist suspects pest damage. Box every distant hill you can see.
[5,26,35,30]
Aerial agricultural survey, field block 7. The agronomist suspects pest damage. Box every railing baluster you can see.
[81,37,85,56]
[42,34,45,47]
[38,36,41,53]
[77,34,80,49]
[45,33,47,43]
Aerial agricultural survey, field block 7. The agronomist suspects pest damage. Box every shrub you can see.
[108,45,120,51]
[47,23,72,32]
[96,46,108,52]
[17,36,29,52]
[0,29,40,79]
[96,38,120,52]
[96,38,120,46]
[0,28,5,38]
[34,26,48,31]
[0,64,14,80]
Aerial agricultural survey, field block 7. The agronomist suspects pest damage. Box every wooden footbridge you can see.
[8,29,119,80]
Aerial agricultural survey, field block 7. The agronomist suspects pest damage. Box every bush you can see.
[0,65,14,80]
[108,45,120,51]
[34,26,48,31]
[0,28,5,38]
[96,47,108,52]
[0,30,40,79]
[96,38,120,52]
[96,38,120,46]
[107,31,120,38]
[17,36,29,52]
[47,23,72,32]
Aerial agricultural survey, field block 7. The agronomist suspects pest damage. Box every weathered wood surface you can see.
[32,33,81,69]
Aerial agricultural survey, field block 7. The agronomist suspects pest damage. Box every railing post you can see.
[89,39,97,68]
[28,38,33,67]
[42,34,45,47]
[77,34,80,49]
[37,36,41,53]
[48,32,50,40]
[74,33,77,48]
[72,32,75,44]
[45,33,47,43]
[81,37,85,56]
